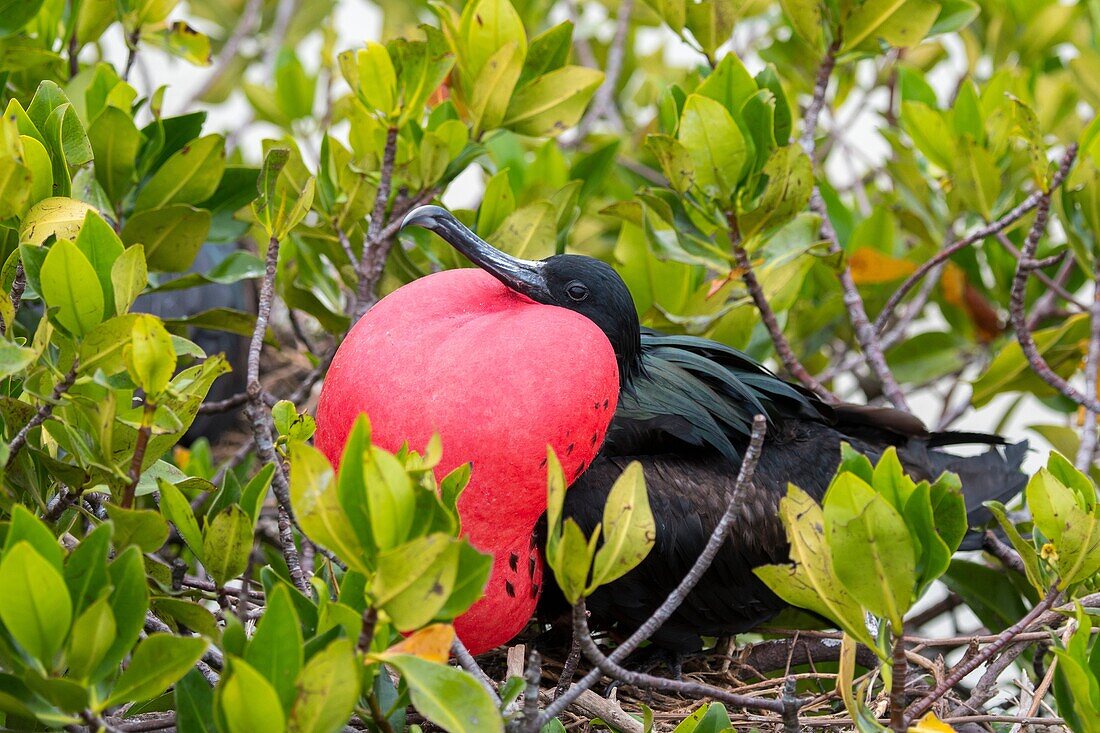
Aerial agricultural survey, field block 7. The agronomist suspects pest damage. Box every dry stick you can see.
[572,0,633,140]
[354,127,399,320]
[996,233,1084,310]
[729,214,838,402]
[554,632,582,700]
[1028,256,1078,331]
[904,585,1062,726]
[799,38,908,409]
[1078,257,1100,470]
[520,650,542,733]
[187,0,264,107]
[1007,175,1100,415]
[536,418,788,728]
[246,235,310,595]
[6,362,78,469]
[875,146,1079,337]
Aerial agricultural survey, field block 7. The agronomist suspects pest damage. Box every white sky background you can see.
[100,0,1073,475]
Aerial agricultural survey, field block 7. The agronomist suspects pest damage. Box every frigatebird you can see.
[396,206,1028,651]
[315,205,1026,655]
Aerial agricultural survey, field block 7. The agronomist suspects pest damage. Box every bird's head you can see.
[402,205,643,384]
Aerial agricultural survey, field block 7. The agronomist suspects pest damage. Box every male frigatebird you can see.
[316,205,1026,655]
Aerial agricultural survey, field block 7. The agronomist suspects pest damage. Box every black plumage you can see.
[400,206,1028,653]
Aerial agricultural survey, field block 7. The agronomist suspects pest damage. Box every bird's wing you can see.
[606,330,828,462]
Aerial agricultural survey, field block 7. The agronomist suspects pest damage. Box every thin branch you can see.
[874,146,1079,336]
[122,400,155,509]
[6,362,78,469]
[354,127,399,320]
[996,233,1084,310]
[1007,175,1100,414]
[537,416,769,728]
[187,0,263,107]
[122,29,140,82]
[571,0,633,140]
[904,585,1062,725]
[452,638,500,704]
[573,601,798,717]
[982,530,1027,576]
[246,235,309,595]
[2,263,26,334]
[1078,257,1100,470]
[729,213,838,403]
[798,38,841,158]
[520,649,542,733]
[889,628,908,732]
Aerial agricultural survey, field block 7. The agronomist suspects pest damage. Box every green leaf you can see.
[503,66,604,137]
[824,474,916,630]
[290,441,368,574]
[96,547,149,678]
[678,94,746,200]
[780,0,824,48]
[548,517,598,605]
[343,42,396,115]
[696,54,757,116]
[104,633,207,707]
[4,505,63,570]
[112,245,148,314]
[0,341,35,380]
[0,0,46,36]
[88,106,140,203]
[588,462,655,590]
[843,0,939,51]
[216,659,287,733]
[476,169,516,238]
[120,204,213,273]
[0,542,73,666]
[900,102,953,169]
[203,505,253,587]
[380,654,503,733]
[40,238,105,337]
[134,135,225,212]
[176,668,217,733]
[66,597,117,682]
[466,42,525,136]
[246,585,303,713]
[685,0,736,57]
[374,534,460,630]
[287,638,359,733]
[517,21,574,87]
[106,505,169,552]
[955,137,999,220]
[158,478,204,560]
[19,197,96,245]
[252,148,316,240]
[73,210,124,318]
[738,145,813,237]
[64,523,112,616]
[128,314,176,396]
[645,134,695,193]
[753,485,879,651]
[487,201,557,260]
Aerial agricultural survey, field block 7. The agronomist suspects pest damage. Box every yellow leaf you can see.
[940,263,966,308]
[381,624,455,663]
[909,712,958,732]
[848,248,917,284]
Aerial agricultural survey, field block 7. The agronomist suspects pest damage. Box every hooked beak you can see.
[401,205,551,302]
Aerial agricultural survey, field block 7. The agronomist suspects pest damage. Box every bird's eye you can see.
[565,281,589,302]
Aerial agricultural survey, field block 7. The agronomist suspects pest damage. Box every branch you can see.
[571,0,632,141]
[1078,257,1100,470]
[798,38,841,158]
[452,638,501,704]
[537,416,769,728]
[519,649,542,733]
[246,235,310,596]
[874,146,1079,336]
[187,0,263,106]
[5,362,78,469]
[1007,175,1100,414]
[354,127,399,320]
[572,600,798,718]
[889,628,909,732]
[982,530,1027,576]
[122,400,155,509]
[729,213,838,403]
[903,585,1062,725]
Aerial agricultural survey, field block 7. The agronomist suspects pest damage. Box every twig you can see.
[798,39,841,158]
[246,235,309,595]
[122,400,155,508]
[1028,256,1078,330]
[8,262,26,324]
[573,601,797,716]
[996,233,1083,309]
[453,638,501,704]
[187,0,263,106]
[904,585,1062,725]
[553,632,582,700]
[982,530,1027,576]
[6,362,78,469]
[357,607,377,653]
[889,628,908,732]
[571,0,633,140]
[729,214,837,403]
[875,146,1079,335]
[537,416,769,728]
[1078,257,1100,470]
[520,649,542,733]
[1007,171,1100,414]
[354,127,399,320]
[122,29,140,82]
